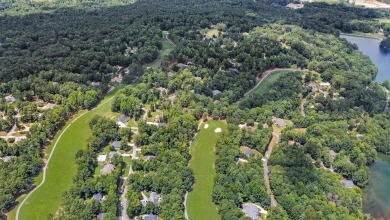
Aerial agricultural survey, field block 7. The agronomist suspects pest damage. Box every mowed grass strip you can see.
[187,120,227,220]
[146,31,175,69]
[18,91,117,220]
[246,70,291,98]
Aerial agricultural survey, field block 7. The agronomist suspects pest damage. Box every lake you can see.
[341,34,390,219]
[362,153,390,220]
[340,34,390,82]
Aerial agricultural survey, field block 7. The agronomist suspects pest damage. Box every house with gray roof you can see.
[109,151,119,160]
[100,164,115,175]
[112,141,122,150]
[5,95,16,103]
[97,213,106,220]
[117,115,129,127]
[341,179,355,188]
[92,193,105,203]
[143,214,158,220]
[212,90,221,96]
[149,192,162,205]
[272,118,286,127]
[176,63,188,69]
[242,203,260,220]
[243,149,254,158]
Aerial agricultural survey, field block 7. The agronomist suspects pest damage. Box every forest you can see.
[0,0,389,219]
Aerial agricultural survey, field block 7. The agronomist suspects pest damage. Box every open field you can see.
[377,19,390,24]
[187,121,227,220]
[238,69,292,104]
[146,31,175,69]
[15,89,118,220]
[341,31,384,40]
[205,29,220,37]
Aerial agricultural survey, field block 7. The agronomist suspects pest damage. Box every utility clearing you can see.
[187,120,227,220]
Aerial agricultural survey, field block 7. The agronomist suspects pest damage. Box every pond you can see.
[340,34,390,82]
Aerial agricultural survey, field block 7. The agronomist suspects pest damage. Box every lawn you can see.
[205,29,220,37]
[146,31,175,69]
[378,18,390,24]
[187,120,227,220]
[16,90,118,220]
[238,69,292,104]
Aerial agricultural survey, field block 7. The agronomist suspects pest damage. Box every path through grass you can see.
[146,31,175,69]
[236,69,292,105]
[187,120,227,220]
[16,90,117,220]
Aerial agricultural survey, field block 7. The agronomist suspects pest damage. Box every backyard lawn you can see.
[187,120,227,220]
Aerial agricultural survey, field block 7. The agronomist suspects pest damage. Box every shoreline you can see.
[340,32,384,41]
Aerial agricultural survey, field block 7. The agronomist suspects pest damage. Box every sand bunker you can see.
[215,128,222,133]
[204,124,209,129]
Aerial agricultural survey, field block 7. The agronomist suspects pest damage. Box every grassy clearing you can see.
[123,156,132,175]
[146,31,175,69]
[238,70,292,104]
[187,120,227,220]
[377,18,390,24]
[16,90,118,220]
[342,31,384,40]
[205,29,220,37]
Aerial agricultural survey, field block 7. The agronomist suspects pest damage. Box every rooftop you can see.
[97,154,106,163]
[242,203,259,220]
[100,163,115,175]
[143,214,158,220]
[112,141,121,149]
[117,115,129,125]
[243,149,254,157]
[341,179,355,188]
[272,118,286,127]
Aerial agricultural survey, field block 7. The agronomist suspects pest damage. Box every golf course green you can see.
[187,120,227,220]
